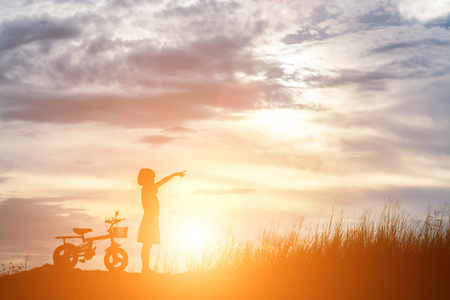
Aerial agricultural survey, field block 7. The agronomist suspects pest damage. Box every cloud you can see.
[356,4,402,27]
[300,68,396,91]
[297,49,449,92]
[320,82,450,176]
[0,88,218,127]
[0,198,96,258]
[289,186,450,212]
[198,75,450,178]
[371,38,449,53]
[140,135,176,145]
[281,4,338,45]
[0,42,274,128]
[193,188,256,195]
[153,0,268,41]
[281,1,403,45]
[267,102,327,112]
[127,35,253,75]
[11,0,443,130]
[0,4,285,128]
[398,0,450,23]
[0,15,81,52]
[164,126,197,133]
[277,15,449,99]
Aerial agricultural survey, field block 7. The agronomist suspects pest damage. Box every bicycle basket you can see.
[113,227,128,238]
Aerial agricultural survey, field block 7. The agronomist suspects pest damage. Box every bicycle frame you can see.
[79,223,118,245]
[55,213,124,261]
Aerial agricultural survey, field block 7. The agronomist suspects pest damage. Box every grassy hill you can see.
[2,201,449,299]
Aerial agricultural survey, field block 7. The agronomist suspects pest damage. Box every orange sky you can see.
[1,0,450,271]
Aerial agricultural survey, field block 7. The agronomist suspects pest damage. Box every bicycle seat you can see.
[73,228,93,235]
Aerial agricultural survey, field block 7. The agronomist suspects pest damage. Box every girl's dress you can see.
[137,184,161,244]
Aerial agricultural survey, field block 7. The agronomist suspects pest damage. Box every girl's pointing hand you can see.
[176,170,187,178]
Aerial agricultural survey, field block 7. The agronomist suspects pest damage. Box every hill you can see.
[2,202,449,299]
[1,261,448,300]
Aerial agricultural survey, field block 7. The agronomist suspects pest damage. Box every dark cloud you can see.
[154,0,266,40]
[300,69,395,91]
[426,16,450,29]
[371,38,449,53]
[299,55,449,92]
[282,30,328,45]
[0,12,278,128]
[275,49,446,92]
[0,0,273,93]
[0,0,348,130]
[0,15,81,52]
[282,2,402,45]
[0,71,274,127]
[126,35,256,77]
[157,0,240,20]
[281,4,335,45]
[356,4,402,28]
[0,91,215,128]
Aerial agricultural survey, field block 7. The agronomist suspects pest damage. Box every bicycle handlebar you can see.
[104,211,125,226]
[105,218,125,224]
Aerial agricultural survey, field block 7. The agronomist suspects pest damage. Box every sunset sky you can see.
[1,0,449,271]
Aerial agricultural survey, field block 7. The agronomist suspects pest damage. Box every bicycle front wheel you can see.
[104,248,128,271]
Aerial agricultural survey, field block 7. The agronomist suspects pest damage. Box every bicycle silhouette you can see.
[53,211,128,271]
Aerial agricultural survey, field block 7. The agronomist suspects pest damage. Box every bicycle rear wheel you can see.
[53,243,79,268]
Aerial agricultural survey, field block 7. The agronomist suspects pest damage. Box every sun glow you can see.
[244,108,316,140]
[179,222,208,251]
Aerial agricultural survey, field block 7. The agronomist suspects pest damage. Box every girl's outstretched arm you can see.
[156,170,186,188]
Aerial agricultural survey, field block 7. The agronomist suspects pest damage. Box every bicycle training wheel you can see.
[104,248,128,271]
[53,243,79,268]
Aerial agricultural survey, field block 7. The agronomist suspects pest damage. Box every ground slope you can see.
[1,262,448,300]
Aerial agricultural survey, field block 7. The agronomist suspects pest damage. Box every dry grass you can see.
[153,246,179,274]
[177,200,449,298]
[186,200,450,273]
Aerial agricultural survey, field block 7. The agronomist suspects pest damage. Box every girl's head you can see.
[138,168,155,186]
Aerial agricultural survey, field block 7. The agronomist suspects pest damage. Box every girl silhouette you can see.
[137,168,186,273]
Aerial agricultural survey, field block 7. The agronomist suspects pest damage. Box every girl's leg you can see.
[141,242,152,273]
